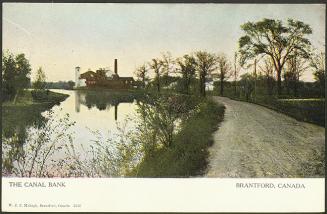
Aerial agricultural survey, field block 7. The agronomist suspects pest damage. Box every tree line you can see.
[135,51,233,97]
[2,51,77,102]
[135,18,325,98]
[2,18,325,100]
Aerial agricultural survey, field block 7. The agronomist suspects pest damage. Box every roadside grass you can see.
[210,87,325,127]
[129,98,225,177]
[243,96,324,127]
[274,98,325,127]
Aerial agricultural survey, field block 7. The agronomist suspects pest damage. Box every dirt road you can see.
[206,96,325,178]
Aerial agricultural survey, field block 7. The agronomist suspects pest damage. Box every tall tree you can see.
[216,53,232,96]
[149,58,162,92]
[33,67,47,90]
[283,53,308,97]
[239,18,312,96]
[14,53,31,89]
[135,64,149,88]
[195,51,217,97]
[259,57,275,95]
[2,51,17,100]
[310,51,325,97]
[159,52,176,87]
[233,52,241,96]
[176,54,197,94]
[239,73,255,101]
[2,51,31,102]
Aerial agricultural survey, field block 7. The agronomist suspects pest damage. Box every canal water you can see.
[47,89,139,159]
[2,89,140,177]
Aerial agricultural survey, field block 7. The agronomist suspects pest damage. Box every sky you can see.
[2,3,325,82]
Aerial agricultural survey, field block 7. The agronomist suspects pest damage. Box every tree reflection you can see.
[2,110,75,177]
[2,105,49,146]
[74,90,141,120]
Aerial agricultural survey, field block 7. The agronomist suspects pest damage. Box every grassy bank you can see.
[210,86,325,127]
[3,90,69,107]
[129,99,225,177]
[2,90,69,138]
[232,95,324,127]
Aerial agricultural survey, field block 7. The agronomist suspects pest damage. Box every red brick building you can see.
[78,59,135,89]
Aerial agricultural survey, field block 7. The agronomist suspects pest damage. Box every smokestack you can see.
[75,66,81,88]
[114,59,118,74]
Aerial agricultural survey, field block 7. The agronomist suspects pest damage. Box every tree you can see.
[195,51,217,97]
[15,53,32,89]
[233,52,241,96]
[2,51,17,100]
[239,73,255,101]
[259,57,275,95]
[2,51,31,102]
[176,54,197,94]
[216,53,232,96]
[159,52,175,86]
[283,53,308,97]
[14,54,31,103]
[135,64,149,88]
[149,58,162,92]
[310,51,325,97]
[67,81,75,89]
[239,18,312,96]
[33,67,46,90]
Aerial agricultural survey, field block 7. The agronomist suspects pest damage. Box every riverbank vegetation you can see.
[56,93,225,177]
[129,98,224,177]
[2,51,69,170]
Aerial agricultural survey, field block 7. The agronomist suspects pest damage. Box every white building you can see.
[74,66,86,88]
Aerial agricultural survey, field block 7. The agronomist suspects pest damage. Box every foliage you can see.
[195,51,218,97]
[45,81,75,90]
[176,54,197,94]
[310,51,325,97]
[33,67,47,90]
[149,58,163,92]
[259,57,276,95]
[239,18,312,95]
[239,73,255,101]
[2,110,75,177]
[283,54,308,97]
[130,99,225,177]
[135,94,201,148]
[2,51,31,101]
[134,64,149,88]
[62,119,143,177]
[215,53,232,96]
[232,52,241,95]
[213,83,325,127]
[159,51,176,86]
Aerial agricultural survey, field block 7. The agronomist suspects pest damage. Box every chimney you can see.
[75,66,81,88]
[114,59,118,74]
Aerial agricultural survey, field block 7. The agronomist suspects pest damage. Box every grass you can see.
[211,86,325,127]
[273,98,325,126]
[129,98,225,177]
[3,90,69,107]
[242,96,325,127]
[2,89,69,138]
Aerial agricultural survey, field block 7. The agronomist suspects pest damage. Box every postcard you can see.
[1,2,325,212]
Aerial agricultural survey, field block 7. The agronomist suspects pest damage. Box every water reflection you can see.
[2,103,51,143]
[74,90,136,120]
[2,89,143,177]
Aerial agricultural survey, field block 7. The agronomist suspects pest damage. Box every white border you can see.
[1,178,325,212]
